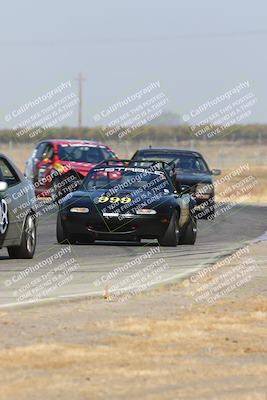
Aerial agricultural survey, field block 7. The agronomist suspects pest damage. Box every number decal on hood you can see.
[97,196,131,204]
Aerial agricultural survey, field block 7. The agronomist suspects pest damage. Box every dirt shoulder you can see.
[0,240,266,400]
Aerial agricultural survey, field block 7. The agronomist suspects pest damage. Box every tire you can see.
[206,201,215,220]
[7,214,36,259]
[200,199,215,220]
[56,213,76,244]
[52,173,81,204]
[76,234,95,244]
[207,211,215,221]
[158,211,179,247]
[50,177,62,204]
[179,218,197,245]
[51,175,72,204]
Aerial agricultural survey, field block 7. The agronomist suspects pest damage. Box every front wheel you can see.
[179,218,197,245]
[7,214,37,259]
[206,200,215,220]
[56,213,76,244]
[50,177,61,204]
[158,211,179,247]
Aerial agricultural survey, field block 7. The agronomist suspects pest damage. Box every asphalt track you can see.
[0,202,266,308]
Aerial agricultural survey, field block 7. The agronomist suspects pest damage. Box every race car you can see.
[57,160,197,246]
[132,148,221,219]
[25,139,118,202]
[0,153,37,259]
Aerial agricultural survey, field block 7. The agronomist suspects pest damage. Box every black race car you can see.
[0,153,37,259]
[57,160,197,246]
[132,148,221,219]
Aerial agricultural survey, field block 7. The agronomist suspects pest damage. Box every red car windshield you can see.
[58,145,115,164]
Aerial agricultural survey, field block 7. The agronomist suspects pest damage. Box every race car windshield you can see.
[174,156,208,173]
[136,152,208,173]
[58,145,114,164]
[83,167,172,192]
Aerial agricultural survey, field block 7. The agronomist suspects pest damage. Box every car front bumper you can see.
[193,195,215,218]
[61,212,172,240]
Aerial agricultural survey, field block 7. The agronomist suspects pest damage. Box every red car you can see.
[25,139,117,201]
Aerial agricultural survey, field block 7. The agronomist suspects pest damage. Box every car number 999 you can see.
[97,196,131,204]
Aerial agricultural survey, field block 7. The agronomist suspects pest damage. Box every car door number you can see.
[0,199,9,234]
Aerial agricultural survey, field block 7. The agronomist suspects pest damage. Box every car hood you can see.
[175,172,212,187]
[60,160,96,176]
[63,189,172,212]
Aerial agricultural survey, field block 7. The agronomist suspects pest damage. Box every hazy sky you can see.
[0,0,266,128]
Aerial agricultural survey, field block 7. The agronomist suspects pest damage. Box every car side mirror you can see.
[0,181,8,192]
[211,169,221,176]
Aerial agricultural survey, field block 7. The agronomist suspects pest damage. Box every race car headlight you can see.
[70,207,89,213]
[136,209,157,215]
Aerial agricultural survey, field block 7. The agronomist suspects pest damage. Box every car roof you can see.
[38,139,110,148]
[135,148,203,157]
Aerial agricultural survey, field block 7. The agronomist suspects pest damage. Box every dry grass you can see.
[1,143,33,171]
[0,296,266,400]
[215,165,267,203]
